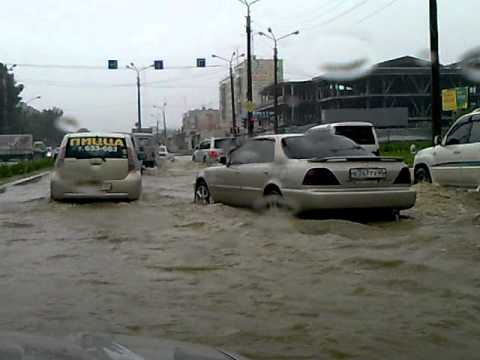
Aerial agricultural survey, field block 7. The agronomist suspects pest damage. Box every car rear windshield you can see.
[334,126,375,145]
[282,134,372,159]
[65,136,128,159]
[214,138,237,150]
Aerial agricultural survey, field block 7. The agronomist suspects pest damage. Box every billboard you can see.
[442,89,457,111]
[442,87,469,111]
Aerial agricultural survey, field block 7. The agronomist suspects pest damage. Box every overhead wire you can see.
[301,0,370,32]
[353,0,401,25]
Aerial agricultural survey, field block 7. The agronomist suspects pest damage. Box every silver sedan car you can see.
[194,133,416,215]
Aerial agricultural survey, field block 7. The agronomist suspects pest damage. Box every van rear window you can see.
[334,126,375,145]
[66,137,127,159]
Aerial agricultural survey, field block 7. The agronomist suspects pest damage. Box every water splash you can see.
[459,47,480,83]
[314,33,375,81]
[54,116,81,133]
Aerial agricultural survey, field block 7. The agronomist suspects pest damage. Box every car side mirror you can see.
[219,156,227,165]
[434,135,442,146]
[410,144,417,155]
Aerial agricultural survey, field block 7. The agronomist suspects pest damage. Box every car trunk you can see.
[284,157,405,189]
[61,158,129,183]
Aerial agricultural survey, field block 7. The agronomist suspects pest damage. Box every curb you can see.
[0,171,50,192]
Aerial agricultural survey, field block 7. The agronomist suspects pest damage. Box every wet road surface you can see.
[1,156,480,359]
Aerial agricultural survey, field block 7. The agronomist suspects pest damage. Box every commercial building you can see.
[181,107,226,150]
[256,56,480,140]
[219,57,283,133]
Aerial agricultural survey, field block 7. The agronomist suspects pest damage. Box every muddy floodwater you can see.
[1,156,480,360]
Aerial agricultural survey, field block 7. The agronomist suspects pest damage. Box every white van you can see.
[306,122,380,155]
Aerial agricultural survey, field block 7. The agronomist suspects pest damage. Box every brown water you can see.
[1,157,480,359]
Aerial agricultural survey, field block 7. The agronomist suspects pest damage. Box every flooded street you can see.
[1,156,480,360]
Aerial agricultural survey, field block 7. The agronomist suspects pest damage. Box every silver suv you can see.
[192,137,239,163]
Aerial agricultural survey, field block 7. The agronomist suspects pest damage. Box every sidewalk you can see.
[0,171,50,192]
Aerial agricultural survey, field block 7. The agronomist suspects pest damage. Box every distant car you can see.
[194,133,416,216]
[192,137,239,163]
[132,133,158,168]
[413,109,480,188]
[33,140,48,159]
[306,122,380,155]
[158,145,175,161]
[51,132,142,201]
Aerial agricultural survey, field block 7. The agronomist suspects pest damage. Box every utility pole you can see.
[429,0,442,143]
[238,0,261,137]
[136,72,142,129]
[273,45,278,133]
[230,64,237,134]
[246,8,254,137]
[259,28,299,134]
[162,102,167,141]
[212,52,245,135]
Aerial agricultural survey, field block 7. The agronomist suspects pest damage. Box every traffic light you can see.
[154,60,164,70]
[196,58,206,68]
[108,60,118,70]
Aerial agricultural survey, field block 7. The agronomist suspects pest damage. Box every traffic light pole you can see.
[429,0,442,143]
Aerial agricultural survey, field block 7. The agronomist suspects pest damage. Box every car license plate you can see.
[350,168,387,180]
[101,183,112,191]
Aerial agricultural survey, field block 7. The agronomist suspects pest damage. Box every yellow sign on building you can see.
[442,89,457,111]
[245,101,256,112]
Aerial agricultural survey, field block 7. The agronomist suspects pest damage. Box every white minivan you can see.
[306,122,380,155]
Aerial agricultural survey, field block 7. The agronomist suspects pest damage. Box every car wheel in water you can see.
[414,165,431,183]
[262,188,289,211]
[194,181,211,205]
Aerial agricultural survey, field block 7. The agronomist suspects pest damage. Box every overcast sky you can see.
[1,0,478,132]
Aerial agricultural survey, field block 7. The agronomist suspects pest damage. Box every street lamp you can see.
[237,0,261,137]
[25,96,42,105]
[258,28,299,134]
[20,96,41,134]
[212,52,245,135]
[126,63,154,130]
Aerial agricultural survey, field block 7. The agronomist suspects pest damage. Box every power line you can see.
[353,0,401,25]
[297,0,352,28]
[302,0,370,32]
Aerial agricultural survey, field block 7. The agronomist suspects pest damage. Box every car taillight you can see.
[394,167,411,185]
[127,148,136,172]
[303,168,340,186]
[209,150,218,159]
[56,146,66,168]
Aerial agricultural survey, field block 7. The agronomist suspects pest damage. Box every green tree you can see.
[0,63,24,134]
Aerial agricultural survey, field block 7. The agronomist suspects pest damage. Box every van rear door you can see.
[62,136,129,182]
